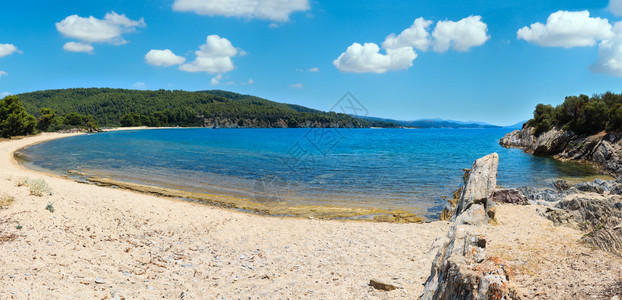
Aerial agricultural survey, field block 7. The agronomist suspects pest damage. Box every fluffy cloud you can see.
[610,0,622,17]
[290,83,303,88]
[432,16,490,52]
[308,67,319,72]
[172,0,310,22]
[210,74,223,85]
[335,16,489,73]
[63,42,94,53]
[333,43,417,73]
[0,44,19,58]
[0,92,11,98]
[382,17,433,51]
[145,49,186,67]
[591,22,622,76]
[56,12,145,51]
[179,35,242,74]
[517,11,613,48]
[0,71,7,77]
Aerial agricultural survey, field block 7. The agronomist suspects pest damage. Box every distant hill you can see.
[503,121,526,129]
[361,116,501,128]
[16,88,397,128]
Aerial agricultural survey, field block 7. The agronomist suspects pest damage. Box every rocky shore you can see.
[425,153,621,299]
[500,127,622,175]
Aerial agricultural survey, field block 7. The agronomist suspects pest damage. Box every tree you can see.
[0,95,37,138]
[37,108,56,131]
[64,112,85,126]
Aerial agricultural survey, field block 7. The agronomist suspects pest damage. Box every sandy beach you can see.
[1,132,620,299]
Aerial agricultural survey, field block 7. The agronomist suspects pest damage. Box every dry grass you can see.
[0,193,14,208]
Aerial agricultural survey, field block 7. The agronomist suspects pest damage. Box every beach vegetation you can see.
[45,202,55,213]
[16,88,396,128]
[16,176,30,187]
[0,193,15,208]
[526,92,622,136]
[0,95,36,138]
[28,178,52,196]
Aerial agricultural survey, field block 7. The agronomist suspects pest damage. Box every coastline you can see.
[12,129,425,222]
[1,133,620,298]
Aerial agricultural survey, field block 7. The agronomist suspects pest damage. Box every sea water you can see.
[17,128,600,219]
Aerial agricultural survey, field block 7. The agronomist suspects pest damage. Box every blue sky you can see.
[1,0,622,125]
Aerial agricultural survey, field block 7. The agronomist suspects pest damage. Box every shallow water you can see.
[18,128,602,219]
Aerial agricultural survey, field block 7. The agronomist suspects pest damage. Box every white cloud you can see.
[131,82,148,90]
[145,49,186,67]
[210,74,223,85]
[591,21,622,76]
[0,44,19,58]
[610,0,622,16]
[244,78,254,85]
[290,83,303,88]
[0,92,11,98]
[172,0,310,22]
[0,71,7,77]
[308,67,319,72]
[432,16,490,52]
[382,17,433,51]
[517,10,613,48]
[56,11,145,51]
[63,42,94,53]
[179,35,242,74]
[333,43,416,73]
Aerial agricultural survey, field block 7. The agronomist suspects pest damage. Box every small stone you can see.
[180,263,192,267]
[148,286,154,290]
[95,277,106,284]
[369,279,399,291]
[8,274,14,279]
[25,273,30,276]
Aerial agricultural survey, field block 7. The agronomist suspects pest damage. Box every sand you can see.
[0,132,620,299]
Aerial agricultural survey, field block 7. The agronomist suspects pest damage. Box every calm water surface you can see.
[18,128,600,219]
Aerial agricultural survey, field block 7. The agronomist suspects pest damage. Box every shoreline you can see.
[11,130,425,223]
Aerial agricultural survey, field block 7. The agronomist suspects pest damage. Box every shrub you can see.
[28,178,52,196]
[0,194,14,208]
[16,176,29,187]
[45,202,55,213]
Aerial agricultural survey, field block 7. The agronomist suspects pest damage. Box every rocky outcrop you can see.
[451,153,499,226]
[545,196,622,256]
[500,127,622,175]
[422,153,520,299]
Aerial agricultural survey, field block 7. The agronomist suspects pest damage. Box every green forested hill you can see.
[17,88,394,128]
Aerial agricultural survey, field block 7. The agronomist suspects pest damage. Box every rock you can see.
[575,182,605,194]
[421,227,518,299]
[369,279,399,291]
[451,153,499,225]
[422,154,519,299]
[553,180,571,191]
[517,186,566,203]
[95,277,106,284]
[490,189,528,205]
[546,197,622,256]
[500,127,622,176]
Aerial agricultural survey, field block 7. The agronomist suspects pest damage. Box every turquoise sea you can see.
[17,128,601,219]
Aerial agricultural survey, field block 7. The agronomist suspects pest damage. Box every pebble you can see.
[181,263,193,267]
[8,275,14,279]
[95,277,106,284]
[148,286,154,290]
[25,273,30,276]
